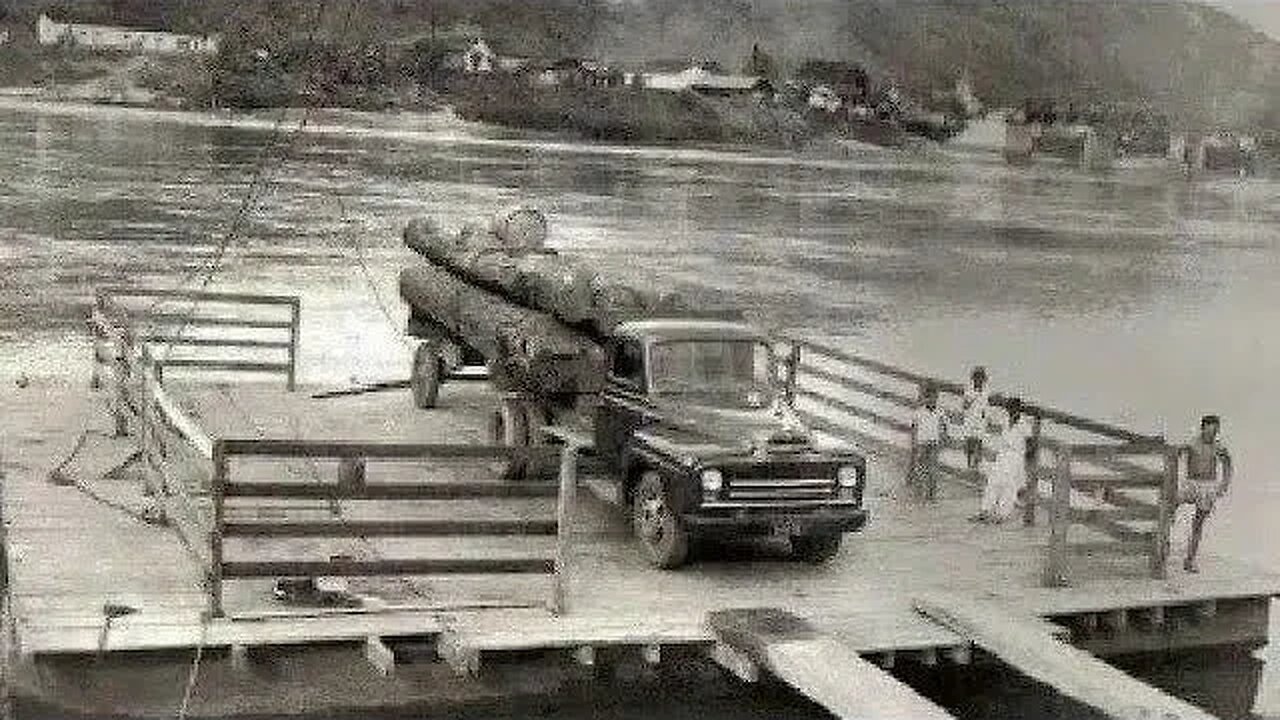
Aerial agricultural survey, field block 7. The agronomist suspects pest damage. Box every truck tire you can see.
[791,532,842,563]
[411,343,442,409]
[633,471,689,569]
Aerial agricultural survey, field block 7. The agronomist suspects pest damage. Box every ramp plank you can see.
[915,597,1219,720]
[708,608,954,720]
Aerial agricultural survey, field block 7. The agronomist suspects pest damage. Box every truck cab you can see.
[594,319,869,568]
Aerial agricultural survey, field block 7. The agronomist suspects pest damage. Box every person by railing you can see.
[1177,414,1233,573]
[907,383,948,502]
[972,397,1032,524]
[961,366,991,471]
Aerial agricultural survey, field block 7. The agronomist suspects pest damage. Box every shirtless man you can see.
[1178,415,1233,573]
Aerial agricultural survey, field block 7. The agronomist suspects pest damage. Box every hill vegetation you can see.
[1,0,1276,130]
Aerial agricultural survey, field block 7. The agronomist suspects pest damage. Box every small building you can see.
[36,13,219,55]
[808,85,843,113]
[460,39,494,74]
[639,60,759,95]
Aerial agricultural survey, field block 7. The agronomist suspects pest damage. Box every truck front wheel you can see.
[791,532,842,563]
[633,471,689,569]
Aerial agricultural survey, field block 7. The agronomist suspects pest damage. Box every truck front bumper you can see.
[682,506,868,536]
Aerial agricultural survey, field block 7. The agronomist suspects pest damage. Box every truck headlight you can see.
[701,468,724,492]
[837,465,861,488]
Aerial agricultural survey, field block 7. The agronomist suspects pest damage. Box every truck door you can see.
[596,338,648,467]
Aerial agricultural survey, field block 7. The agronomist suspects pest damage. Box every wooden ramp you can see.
[707,608,954,720]
[915,597,1219,720]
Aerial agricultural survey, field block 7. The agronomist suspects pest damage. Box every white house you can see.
[641,62,758,94]
[462,39,494,73]
[808,85,843,113]
[37,13,219,55]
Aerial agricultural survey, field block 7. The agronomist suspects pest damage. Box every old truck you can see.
[408,314,869,569]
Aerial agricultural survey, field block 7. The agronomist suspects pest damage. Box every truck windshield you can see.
[649,340,775,408]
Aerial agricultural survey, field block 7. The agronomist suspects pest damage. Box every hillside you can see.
[592,0,1280,130]
[2,0,1278,130]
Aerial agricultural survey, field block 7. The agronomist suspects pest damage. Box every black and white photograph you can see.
[0,0,1277,718]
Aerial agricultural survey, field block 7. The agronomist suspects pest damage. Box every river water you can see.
[1,99,1277,717]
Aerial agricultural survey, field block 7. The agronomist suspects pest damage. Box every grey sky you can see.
[1209,0,1280,38]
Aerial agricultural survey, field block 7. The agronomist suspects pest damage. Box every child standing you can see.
[962,366,991,471]
[908,384,947,502]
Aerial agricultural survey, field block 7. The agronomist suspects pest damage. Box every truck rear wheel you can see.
[411,343,442,409]
[791,532,842,563]
[633,471,689,569]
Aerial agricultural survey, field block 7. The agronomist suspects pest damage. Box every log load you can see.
[399,262,606,396]
[403,217,740,339]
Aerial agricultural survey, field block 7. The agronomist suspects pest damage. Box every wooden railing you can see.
[93,286,300,391]
[89,290,219,562]
[208,440,575,617]
[780,336,1178,584]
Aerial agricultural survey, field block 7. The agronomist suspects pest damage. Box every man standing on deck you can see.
[1179,415,1233,573]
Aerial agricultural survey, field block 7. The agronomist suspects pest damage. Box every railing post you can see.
[209,440,228,618]
[1150,445,1178,579]
[111,324,131,438]
[550,444,578,615]
[139,348,160,501]
[783,343,800,407]
[1023,415,1043,527]
[286,297,300,392]
[1043,445,1072,587]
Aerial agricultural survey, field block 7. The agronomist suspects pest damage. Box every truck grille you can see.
[724,476,837,502]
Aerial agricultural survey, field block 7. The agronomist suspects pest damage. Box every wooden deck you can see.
[3,379,1278,717]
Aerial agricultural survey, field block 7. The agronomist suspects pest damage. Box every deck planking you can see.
[3,380,1278,671]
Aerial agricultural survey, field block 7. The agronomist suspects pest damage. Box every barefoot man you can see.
[1179,415,1233,573]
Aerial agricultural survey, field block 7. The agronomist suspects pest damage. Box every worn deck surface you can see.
[4,379,1279,660]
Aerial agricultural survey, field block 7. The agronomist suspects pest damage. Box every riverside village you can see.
[0,1,1278,719]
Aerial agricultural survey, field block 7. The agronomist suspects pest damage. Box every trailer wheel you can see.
[411,343,442,409]
[633,471,689,569]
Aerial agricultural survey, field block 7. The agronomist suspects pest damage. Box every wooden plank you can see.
[156,359,292,374]
[148,371,214,460]
[218,439,560,461]
[222,481,560,499]
[141,335,293,350]
[551,446,576,615]
[220,519,558,537]
[797,364,916,408]
[1070,506,1159,523]
[137,313,294,330]
[795,389,911,434]
[21,611,445,654]
[1071,474,1164,490]
[1068,541,1153,556]
[220,558,555,578]
[707,608,954,720]
[915,598,1216,720]
[103,286,298,305]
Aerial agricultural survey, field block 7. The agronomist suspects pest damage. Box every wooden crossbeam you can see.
[141,335,292,350]
[222,481,559,499]
[136,313,294,329]
[797,364,916,408]
[796,389,911,434]
[157,359,291,373]
[221,519,557,537]
[220,558,555,578]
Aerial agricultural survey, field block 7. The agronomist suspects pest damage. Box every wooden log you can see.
[399,262,606,396]
[404,218,739,338]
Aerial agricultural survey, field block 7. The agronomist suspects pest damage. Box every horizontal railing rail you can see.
[95,286,300,390]
[778,335,1178,585]
[209,439,575,617]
